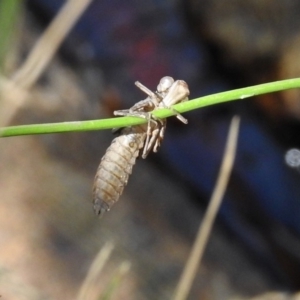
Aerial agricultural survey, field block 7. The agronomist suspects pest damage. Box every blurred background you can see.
[1,0,300,299]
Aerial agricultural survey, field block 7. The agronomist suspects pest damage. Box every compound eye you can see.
[157,76,174,93]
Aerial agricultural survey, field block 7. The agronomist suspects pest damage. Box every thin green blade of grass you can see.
[77,242,114,300]
[0,0,93,127]
[98,261,131,300]
[0,77,300,138]
[0,0,21,72]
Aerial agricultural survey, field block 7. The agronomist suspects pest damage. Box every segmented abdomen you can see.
[93,127,146,216]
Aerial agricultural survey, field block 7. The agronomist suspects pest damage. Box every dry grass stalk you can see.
[98,261,131,300]
[12,0,93,89]
[77,242,114,300]
[173,116,240,300]
[0,0,92,126]
[0,76,27,126]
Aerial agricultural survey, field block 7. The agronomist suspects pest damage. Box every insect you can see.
[93,76,190,216]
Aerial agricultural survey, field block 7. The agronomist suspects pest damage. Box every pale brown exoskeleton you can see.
[93,76,190,216]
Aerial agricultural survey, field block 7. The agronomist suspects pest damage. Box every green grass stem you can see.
[1,77,300,138]
[0,0,21,71]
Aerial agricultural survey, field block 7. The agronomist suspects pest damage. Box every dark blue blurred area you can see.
[27,0,300,289]
[165,116,300,233]
[27,0,213,102]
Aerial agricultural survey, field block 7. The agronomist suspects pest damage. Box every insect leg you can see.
[114,109,131,116]
[164,105,188,124]
[135,81,156,98]
[126,111,158,155]
[114,107,158,151]
[114,99,155,117]
[135,81,162,107]
[160,80,190,124]
[153,121,166,153]
[129,98,156,112]
[142,118,166,158]
[142,124,160,158]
